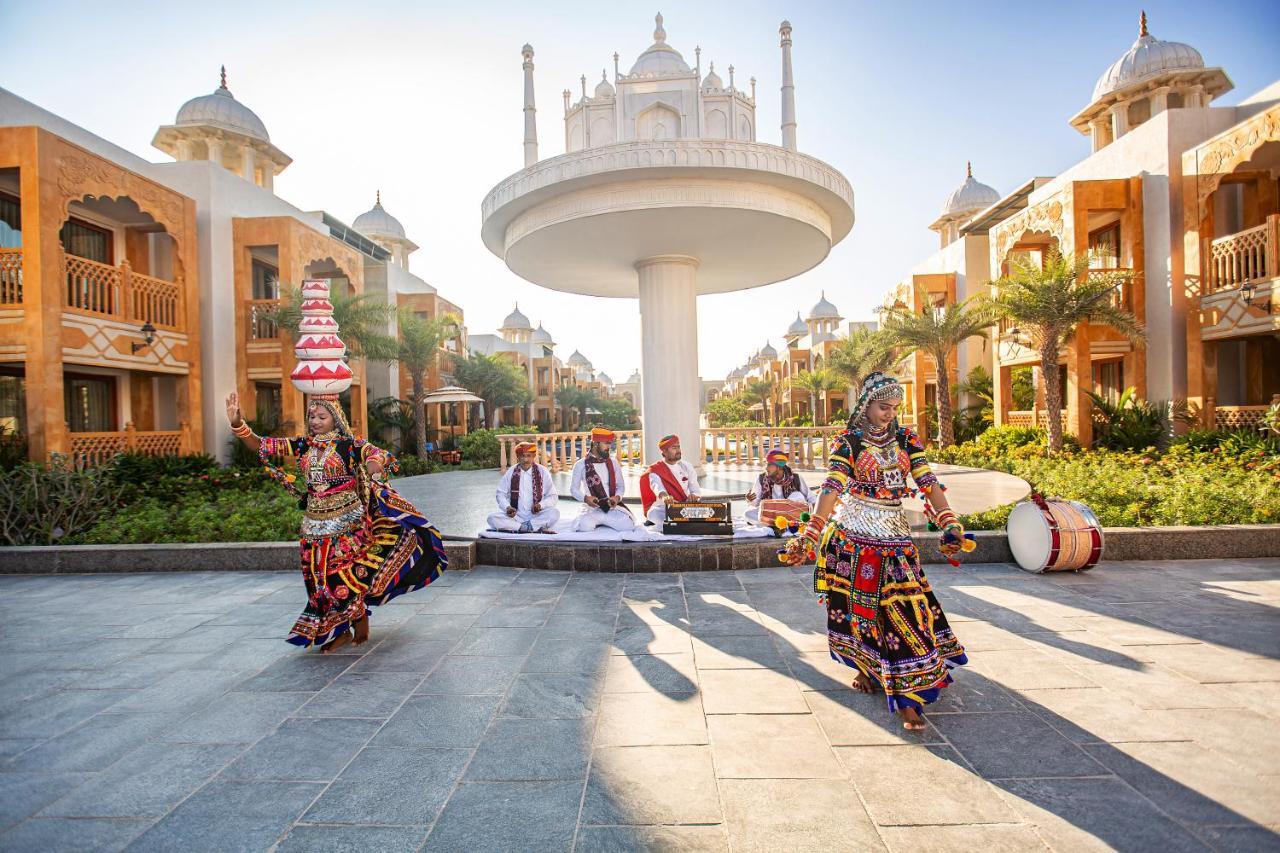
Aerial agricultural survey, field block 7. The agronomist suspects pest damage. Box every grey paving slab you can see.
[127,780,325,853]
[302,746,468,825]
[932,711,1107,779]
[582,745,721,826]
[838,744,1019,826]
[596,692,707,747]
[275,823,429,853]
[347,637,453,672]
[0,771,92,831]
[371,693,501,748]
[503,671,603,719]
[39,742,242,818]
[466,717,593,781]
[221,717,381,781]
[416,654,524,694]
[452,625,540,656]
[706,713,843,778]
[574,824,729,852]
[297,670,423,717]
[7,713,182,771]
[159,691,310,744]
[720,778,884,852]
[878,824,1048,853]
[235,654,356,692]
[603,652,699,695]
[1,816,151,853]
[423,780,582,852]
[522,636,613,675]
[0,688,135,740]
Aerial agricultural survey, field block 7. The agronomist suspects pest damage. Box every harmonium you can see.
[663,500,734,536]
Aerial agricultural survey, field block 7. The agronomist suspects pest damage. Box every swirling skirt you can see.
[287,486,447,647]
[817,529,967,713]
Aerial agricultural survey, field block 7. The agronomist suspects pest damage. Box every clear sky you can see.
[3,0,1277,383]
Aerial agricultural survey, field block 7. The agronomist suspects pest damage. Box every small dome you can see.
[594,72,615,98]
[568,349,591,367]
[627,369,642,383]
[531,323,553,344]
[575,369,594,382]
[176,67,270,141]
[628,13,692,76]
[352,192,407,240]
[759,342,778,360]
[701,63,723,91]
[1092,13,1206,101]
[597,372,613,385]
[502,304,531,330]
[785,311,808,337]
[941,164,1000,218]
[808,291,841,320]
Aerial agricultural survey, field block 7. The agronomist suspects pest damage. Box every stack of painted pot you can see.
[290,279,353,397]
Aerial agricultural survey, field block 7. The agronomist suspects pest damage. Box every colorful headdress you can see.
[590,427,616,444]
[513,441,537,456]
[307,396,352,438]
[658,434,680,450]
[852,371,905,427]
[766,449,789,467]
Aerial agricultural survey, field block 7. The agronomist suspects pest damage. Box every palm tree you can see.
[990,250,1143,453]
[744,377,777,426]
[266,284,398,361]
[827,326,897,389]
[878,287,996,446]
[394,311,460,457]
[452,351,532,429]
[555,386,601,430]
[790,368,843,424]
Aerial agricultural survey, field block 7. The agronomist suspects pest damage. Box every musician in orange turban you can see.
[569,427,635,531]
[640,434,702,525]
[487,442,559,533]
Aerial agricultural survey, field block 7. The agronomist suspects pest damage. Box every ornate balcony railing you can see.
[68,424,188,467]
[1213,405,1270,430]
[0,248,21,305]
[1206,215,1280,293]
[1086,266,1134,311]
[246,298,281,340]
[64,256,182,329]
[1006,409,1069,430]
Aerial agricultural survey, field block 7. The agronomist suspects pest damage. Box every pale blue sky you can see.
[2,0,1277,381]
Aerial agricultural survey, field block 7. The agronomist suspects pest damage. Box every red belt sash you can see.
[640,462,689,515]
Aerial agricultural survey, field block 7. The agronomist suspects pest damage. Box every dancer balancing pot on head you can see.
[783,372,968,731]
[226,392,446,653]
[488,442,560,533]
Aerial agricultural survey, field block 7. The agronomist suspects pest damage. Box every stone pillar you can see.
[636,255,701,467]
[1150,86,1171,115]
[993,363,1013,428]
[1066,326,1093,446]
[240,146,256,184]
[205,137,224,168]
[175,138,194,160]
[1090,117,1111,153]
[1109,104,1129,141]
[522,44,538,168]
[261,167,274,192]
[779,21,797,151]
[1186,84,1206,108]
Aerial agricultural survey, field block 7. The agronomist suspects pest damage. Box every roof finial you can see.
[219,65,228,90]
[376,189,381,206]
[580,74,587,98]
[654,12,666,43]
[1139,10,1148,36]
[613,51,620,79]
[728,64,736,90]
[966,160,972,178]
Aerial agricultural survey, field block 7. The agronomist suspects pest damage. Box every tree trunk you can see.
[1040,344,1064,453]
[934,350,955,446]
[809,392,817,425]
[412,376,428,458]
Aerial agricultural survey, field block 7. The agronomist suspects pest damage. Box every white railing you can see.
[1207,215,1279,292]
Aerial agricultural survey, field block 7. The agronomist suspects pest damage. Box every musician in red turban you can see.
[487,442,559,533]
[569,427,635,531]
[640,434,702,525]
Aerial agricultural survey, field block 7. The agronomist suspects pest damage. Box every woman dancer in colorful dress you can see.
[786,372,967,730]
[226,391,446,652]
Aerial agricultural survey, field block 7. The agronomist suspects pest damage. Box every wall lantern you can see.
[131,321,157,354]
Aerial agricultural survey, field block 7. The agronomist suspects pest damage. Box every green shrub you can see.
[75,487,303,544]
[458,426,534,467]
[1088,387,1169,451]
[0,459,126,545]
[393,454,436,477]
[958,503,1014,531]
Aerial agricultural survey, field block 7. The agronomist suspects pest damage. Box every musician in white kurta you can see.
[745,449,813,525]
[570,428,635,532]
[487,443,560,533]
[643,435,702,525]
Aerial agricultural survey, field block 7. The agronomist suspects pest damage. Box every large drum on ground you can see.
[760,499,807,530]
[1006,494,1103,573]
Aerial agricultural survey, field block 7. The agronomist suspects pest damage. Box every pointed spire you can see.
[695,46,701,75]
[376,189,382,206]
[1139,9,1148,37]
[728,64,736,90]
[653,12,666,43]
[219,65,227,90]
[966,161,972,179]
[613,52,620,79]
[779,21,797,150]
[522,44,538,167]
[580,74,587,99]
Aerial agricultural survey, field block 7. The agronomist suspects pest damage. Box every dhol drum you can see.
[1006,494,1104,573]
[759,499,807,529]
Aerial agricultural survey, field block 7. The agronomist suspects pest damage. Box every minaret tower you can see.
[522,44,538,167]
[779,20,797,150]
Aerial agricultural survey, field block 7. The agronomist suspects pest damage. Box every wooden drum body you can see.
[760,499,807,529]
[1006,495,1104,573]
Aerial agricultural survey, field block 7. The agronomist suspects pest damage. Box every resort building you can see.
[882,13,1279,443]
[0,71,466,462]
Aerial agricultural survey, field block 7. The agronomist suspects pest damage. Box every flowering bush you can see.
[75,486,303,543]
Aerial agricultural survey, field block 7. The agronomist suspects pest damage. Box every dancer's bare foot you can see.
[851,672,876,693]
[321,631,353,654]
[899,707,927,731]
[352,615,370,646]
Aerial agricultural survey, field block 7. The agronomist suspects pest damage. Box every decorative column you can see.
[206,137,224,168]
[240,146,256,184]
[1109,104,1129,141]
[1150,86,1171,115]
[522,44,538,167]
[1090,117,1111,152]
[779,20,797,150]
[290,279,354,416]
[636,256,701,466]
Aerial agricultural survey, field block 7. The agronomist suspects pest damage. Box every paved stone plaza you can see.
[0,559,1277,852]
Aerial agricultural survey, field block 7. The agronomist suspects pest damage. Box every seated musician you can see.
[745,449,812,525]
[487,442,560,533]
[570,427,635,532]
[640,434,702,526]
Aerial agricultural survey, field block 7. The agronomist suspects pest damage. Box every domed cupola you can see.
[929,162,1000,245]
[627,13,693,77]
[785,311,809,340]
[807,291,840,321]
[353,191,419,267]
[152,66,292,189]
[594,71,615,99]
[701,63,724,92]
[501,303,532,331]
[1069,12,1231,151]
[627,369,642,384]
[568,349,592,369]
[597,372,613,386]
[759,341,778,360]
[531,323,554,346]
